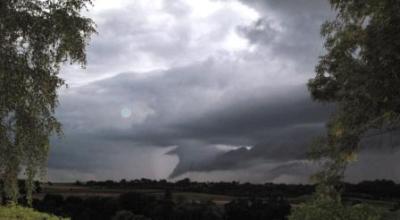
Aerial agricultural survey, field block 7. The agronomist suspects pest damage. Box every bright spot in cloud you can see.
[215,144,254,152]
[245,146,253,151]
[215,144,241,152]
[186,0,224,18]
[223,30,249,51]
[120,107,132,118]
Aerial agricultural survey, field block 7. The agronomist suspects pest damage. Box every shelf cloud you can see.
[48,0,400,183]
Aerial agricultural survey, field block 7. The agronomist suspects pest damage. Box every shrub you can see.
[0,205,68,220]
[289,198,383,220]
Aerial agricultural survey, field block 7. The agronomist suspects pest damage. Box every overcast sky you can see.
[48,0,400,183]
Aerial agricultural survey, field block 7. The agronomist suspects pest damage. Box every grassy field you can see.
[0,205,67,220]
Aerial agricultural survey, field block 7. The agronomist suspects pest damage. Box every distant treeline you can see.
[33,191,291,220]
[81,178,314,198]
[80,178,400,201]
[342,180,400,201]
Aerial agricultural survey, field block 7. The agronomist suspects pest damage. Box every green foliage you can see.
[307,0,400,186]
[308,0,400,174]
[309,0,400,154]
[0,0,95,204]
[291,0,400,219]
[289,198,383,220]
[290,184,383,220]
[0,205,68,220]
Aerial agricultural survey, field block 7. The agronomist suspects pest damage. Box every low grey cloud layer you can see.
[48,0,400,183]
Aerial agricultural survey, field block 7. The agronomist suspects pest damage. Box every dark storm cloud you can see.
[52,56,333,180]
[238,0,330,15]
[237,0,333,74]
[150,0,400,180]
[163,0,334,178]
[166,90,332,177]
[50,0,400,183]
[65,0,258,85]
[168,121,328,178]
[50,0,337,182]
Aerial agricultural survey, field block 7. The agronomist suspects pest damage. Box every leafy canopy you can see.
[291,0,400,219]
[0,0,95,204]
[309,0,400,157]
[308,0,400,185]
